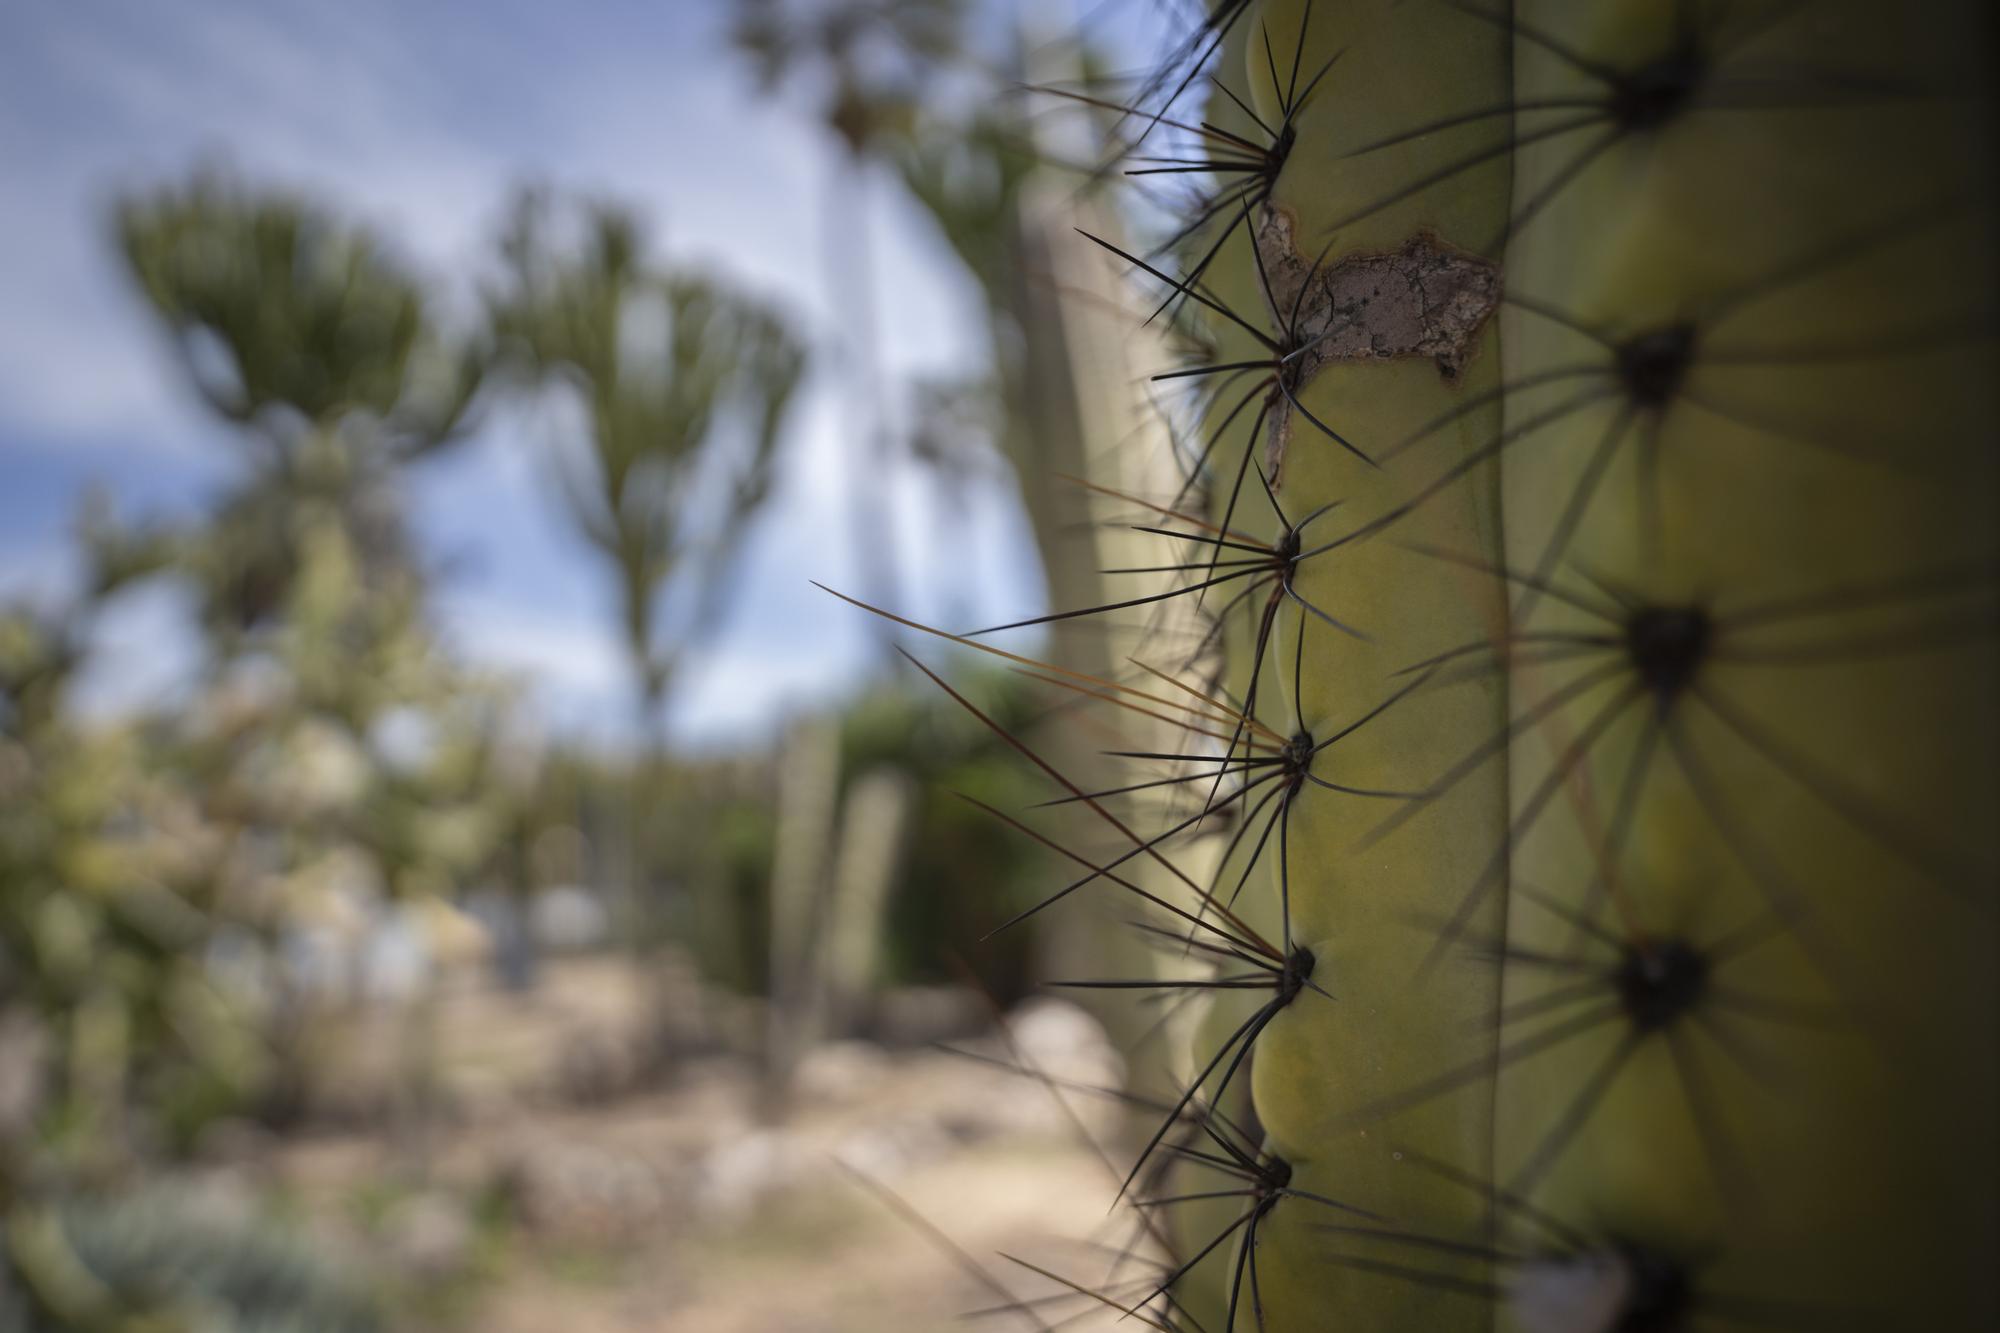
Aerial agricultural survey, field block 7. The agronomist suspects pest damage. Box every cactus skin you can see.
[1196,5,1516,1330]
[1489,5,1996,1328]
[1148,1,1997,1329]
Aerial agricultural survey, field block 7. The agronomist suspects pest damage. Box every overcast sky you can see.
[0,0,1111,747]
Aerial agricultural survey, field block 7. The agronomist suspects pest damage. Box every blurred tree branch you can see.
[117,171,485,467]
[487,190,806,722]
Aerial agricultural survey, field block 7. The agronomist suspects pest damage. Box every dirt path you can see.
[265,966,1157,1331]
[474,1138,1126,1332]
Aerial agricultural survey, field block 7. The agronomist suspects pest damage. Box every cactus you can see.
[835,0,1996,1328]
[0,1190,382,1333]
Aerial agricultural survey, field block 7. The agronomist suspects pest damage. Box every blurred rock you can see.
[934,998,1125,1142]
[1007,998,1123,1093]
[530,884,610,953]
[382,1190,475,1279]
[791,1040,892,1105]
[832,1117,953,1184]
[692,1129,813,1222]
[866,985,987,1047]
[644,949,719,1062]
[191,1115,281,1168]
[558,1025,643,1104]
[499,1141,669,1245]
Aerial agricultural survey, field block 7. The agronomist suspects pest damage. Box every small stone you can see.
[383,1191,474,1279]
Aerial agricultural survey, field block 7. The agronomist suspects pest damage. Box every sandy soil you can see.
[260,958,1161,1332]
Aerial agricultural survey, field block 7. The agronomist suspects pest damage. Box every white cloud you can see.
[444,593,624,698]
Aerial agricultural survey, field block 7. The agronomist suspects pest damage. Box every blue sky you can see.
[0,0,1092,747]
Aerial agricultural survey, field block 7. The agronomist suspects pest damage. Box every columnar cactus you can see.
[841,1,1996,1328]
[1187,2,1996,1329]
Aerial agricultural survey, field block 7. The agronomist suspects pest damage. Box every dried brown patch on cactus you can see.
[1258,206,1498,482]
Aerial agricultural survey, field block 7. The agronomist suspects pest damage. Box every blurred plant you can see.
[0,166,524,1333]
[732,0,973,619]
[0,559,296,1330]
[116,173,484,651]
[733,0,964,159]
[564,662,1056,1011]
[834,664,1058,1003]
[486,191,805,1048]
[892,111,1094,626]
[487,191,805,727]
[113,176,511,1115]
[0,1187,383,1333]
[117,171,480,461]
[0,574,261,1187]
[745,5,1193,1042]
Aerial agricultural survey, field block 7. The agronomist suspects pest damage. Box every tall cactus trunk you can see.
[1171,1,1998,1327]
[849,0,1998,1327]
[761,716,842,1112]
[820,766,917,1039]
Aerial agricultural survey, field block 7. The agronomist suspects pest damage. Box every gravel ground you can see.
[258,959,1161,1332]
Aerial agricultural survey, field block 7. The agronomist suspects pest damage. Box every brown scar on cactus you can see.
[1257,205,1498,483]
